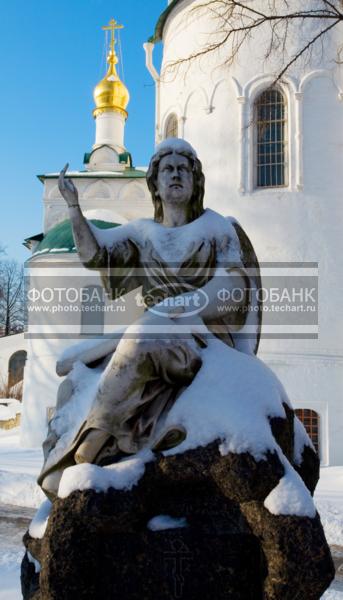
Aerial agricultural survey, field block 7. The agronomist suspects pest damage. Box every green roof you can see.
[32,219,120,256]
[149,0,182,43]
[37,168,146,184]
[23,233,44,249]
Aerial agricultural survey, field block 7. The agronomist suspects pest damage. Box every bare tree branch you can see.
[164,0,343,81]
[0,260,24,336]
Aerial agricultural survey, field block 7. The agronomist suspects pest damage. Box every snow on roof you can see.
[0,399,22,420]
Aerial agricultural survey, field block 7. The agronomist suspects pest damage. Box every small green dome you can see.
[33,219,120,256]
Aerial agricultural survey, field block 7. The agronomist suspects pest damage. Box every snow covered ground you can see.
[0,427,342,599]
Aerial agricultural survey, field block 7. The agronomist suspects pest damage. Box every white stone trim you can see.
[299,68,343,97]
[293,401,329,465]
[233,74,298,194]
[160,106,183,139]
[183,87,209,119]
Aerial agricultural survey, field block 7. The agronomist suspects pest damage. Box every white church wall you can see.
[43,176,152,232]
[20,336,70,447]
[262,353,343,466]
[151,0,343,464]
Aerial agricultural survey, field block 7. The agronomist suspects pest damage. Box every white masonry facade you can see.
[145,0,343,465]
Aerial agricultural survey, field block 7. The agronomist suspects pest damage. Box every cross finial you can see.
[102,18,124,55]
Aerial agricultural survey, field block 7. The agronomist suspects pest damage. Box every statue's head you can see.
[146,138,205,223]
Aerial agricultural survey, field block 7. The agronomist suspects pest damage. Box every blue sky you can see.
[0,0,166,262]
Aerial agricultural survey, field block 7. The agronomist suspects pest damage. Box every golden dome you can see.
[93,19,130,119]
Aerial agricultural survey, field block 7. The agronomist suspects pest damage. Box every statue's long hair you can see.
[146,145,205,223]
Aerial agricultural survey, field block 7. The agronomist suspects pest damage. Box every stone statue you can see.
[27,140,334,600]
[38,139,261,500]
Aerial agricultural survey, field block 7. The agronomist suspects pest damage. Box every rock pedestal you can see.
[22,441,334,600]
[23,490,264,600]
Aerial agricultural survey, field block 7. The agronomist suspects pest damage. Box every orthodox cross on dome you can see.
[102,18,124,57]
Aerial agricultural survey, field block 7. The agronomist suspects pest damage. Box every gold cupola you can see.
[93,18,130,119]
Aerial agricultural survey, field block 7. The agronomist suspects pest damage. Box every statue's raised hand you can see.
[58,163,79,208]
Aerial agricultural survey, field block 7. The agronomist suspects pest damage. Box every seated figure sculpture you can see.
[39,138,261,499]
[34,139,334,600]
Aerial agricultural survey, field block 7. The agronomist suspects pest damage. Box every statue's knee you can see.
[115,337,152,363]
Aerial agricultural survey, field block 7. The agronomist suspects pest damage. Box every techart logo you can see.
[136,284,209,318]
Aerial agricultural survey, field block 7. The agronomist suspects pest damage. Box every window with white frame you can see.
[254,89,288,188]
[295,409,320,456]
[165,113,178,139]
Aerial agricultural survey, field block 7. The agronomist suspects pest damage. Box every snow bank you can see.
[0,427,43,507]
[315,466,343,546]
[0,470,44,508]
[0,400,22,421]
[321,591,343,599]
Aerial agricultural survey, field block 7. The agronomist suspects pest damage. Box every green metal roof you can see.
[149,0,182,43]
[37,168,146,184]
[32,219,120,256]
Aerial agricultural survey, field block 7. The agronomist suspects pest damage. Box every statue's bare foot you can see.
[75,429,112,464]
[152,425,187,452]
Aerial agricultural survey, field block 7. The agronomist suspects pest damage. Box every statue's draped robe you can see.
[38,213,261,491]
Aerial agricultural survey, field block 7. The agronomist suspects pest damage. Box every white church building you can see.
[18,19,152,446]
[1,3,342,465]
[144,0,343,465]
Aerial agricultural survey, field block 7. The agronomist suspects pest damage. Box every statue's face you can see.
[156,152,194,207]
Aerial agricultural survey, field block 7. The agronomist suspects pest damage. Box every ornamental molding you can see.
[299,69,343,98]
[242,73,298,101]
[160,103,183,136]
[183,86,209,118]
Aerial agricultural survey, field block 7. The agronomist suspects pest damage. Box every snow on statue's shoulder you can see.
[87,208,242,262]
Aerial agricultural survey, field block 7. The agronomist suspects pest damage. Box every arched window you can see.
[81,285,104,336]
[254,88,288,188]
[295,409,320,455]
[8,350,27,388]
[165,113,178,139]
